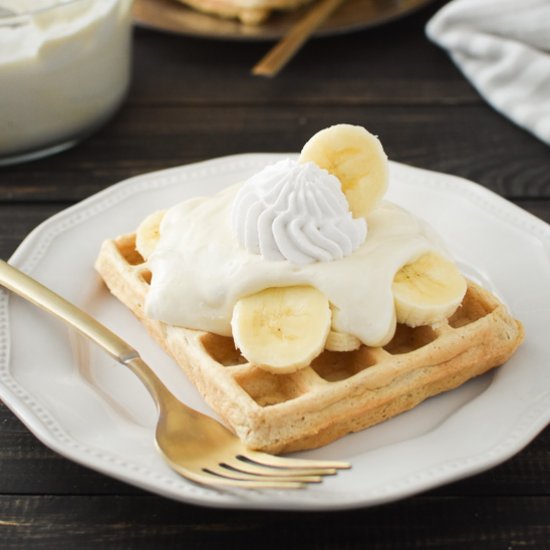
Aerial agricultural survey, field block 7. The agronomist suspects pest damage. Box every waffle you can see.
[174,0,316,25]
[95,233,524,454]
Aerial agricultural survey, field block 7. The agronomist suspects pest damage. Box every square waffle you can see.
[95,232,524,454]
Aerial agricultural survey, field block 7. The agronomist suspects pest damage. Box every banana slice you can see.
[325,330,362,352]
[392,252,467,327]
[299,124,388,219]
[135,210,165,260]
[231,286,331,373]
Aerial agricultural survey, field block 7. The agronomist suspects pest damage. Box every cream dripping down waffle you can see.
[173,0,315,25]
[95,124,524,454]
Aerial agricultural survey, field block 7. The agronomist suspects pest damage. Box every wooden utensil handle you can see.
[253,0,346,77]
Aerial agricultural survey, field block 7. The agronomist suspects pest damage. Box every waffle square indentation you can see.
[200,333,247,366]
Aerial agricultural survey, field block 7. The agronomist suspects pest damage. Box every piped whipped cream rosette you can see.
[141,124,467,374]
[231,159,366,264]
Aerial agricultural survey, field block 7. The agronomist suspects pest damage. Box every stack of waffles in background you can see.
[173,0,316,25]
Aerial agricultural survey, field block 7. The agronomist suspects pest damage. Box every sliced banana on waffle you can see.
[325,330,362,352]
[135,210,165,260]
[392,252,467,327]
[231,286,331,373]
[299,124,388,219]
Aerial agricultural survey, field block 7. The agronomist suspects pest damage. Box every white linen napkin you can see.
[426,0,550,145]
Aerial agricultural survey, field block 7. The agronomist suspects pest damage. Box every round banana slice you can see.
[135,210,165,260]
[299,124,388,219]
[392,252,467,327]
[325,330,362,352]
[231,286,331,373]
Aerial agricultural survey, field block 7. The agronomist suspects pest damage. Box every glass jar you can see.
[0,0,133,166]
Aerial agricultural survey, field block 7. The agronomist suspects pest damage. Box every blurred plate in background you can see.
[133,0,436,41]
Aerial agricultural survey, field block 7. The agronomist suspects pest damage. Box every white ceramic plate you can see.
[1,155,549,511]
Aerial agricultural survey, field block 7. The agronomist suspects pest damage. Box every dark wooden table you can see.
[1,1,549,547]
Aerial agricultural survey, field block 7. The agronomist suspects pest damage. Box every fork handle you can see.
[0,259,184,409]
[0,259,138,363]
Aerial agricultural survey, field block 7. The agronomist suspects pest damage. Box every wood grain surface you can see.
[1,0,549,547]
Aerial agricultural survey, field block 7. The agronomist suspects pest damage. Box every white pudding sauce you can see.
[145,182,448,347]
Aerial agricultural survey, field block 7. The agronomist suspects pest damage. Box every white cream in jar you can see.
[0,0,132,164]
[145,166,448,347]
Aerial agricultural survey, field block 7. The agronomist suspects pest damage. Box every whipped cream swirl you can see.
[231,159,367,264]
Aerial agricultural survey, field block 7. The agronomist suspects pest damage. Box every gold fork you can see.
[0,260,350,489]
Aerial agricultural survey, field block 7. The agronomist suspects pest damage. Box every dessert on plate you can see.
[96,124,524,454]
[173,0,315,25]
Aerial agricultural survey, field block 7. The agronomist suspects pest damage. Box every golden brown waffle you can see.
[95,233,524,454]
[174,0,315,25]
